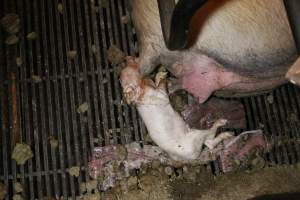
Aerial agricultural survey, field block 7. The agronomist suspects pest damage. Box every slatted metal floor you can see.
[0,0,300,199]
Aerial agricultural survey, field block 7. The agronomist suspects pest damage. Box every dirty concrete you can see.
[100,165,300,200]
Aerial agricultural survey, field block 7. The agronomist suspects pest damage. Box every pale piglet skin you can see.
[120,58,225,161]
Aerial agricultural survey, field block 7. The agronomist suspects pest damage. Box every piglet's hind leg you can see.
[155,71,168,90]
[208,119,227,134]
[205,131,235,150]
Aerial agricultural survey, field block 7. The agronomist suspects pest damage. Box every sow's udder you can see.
[169,54,286,103]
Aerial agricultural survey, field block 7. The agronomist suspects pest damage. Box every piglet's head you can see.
[120,57,144,104]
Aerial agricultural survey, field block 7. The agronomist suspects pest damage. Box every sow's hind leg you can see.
[170,54,286,103]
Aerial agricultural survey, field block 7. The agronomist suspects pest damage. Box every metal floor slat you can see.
[0,0,139,199]
[1,0,300,199]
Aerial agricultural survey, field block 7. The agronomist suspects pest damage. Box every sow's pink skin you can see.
[170,53,286,103]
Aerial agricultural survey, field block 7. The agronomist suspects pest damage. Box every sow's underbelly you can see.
[175,42,297,98]
[132,0,298,99]
[167,0,298,98]
[201,50,293,98]
[209,43,298,97]
[165,52,293,103]
[214,75,287,98]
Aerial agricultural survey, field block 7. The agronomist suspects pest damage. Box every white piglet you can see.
[120,57,232,162]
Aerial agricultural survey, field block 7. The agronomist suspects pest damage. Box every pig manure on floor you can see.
[48,136,59,149]
[77,102,89,114]
[14,182,23,194]
[170,165,300,200]
[67,166,81,177]
[12,194,23,200]
[1,13,20,34]
[11,143,33,165]
[5,35,19,45]
[67,50,77,60]
[16,57,23,66]
[99,165,300,200]
[0,182,7,200]
[26,32,38,40]
[57,3,64,14]
[31,75,42,83]
[107,45,125,66]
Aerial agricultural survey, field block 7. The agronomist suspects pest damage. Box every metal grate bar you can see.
[8,31,20,200]
[1,70,121,85]
[115,0,131,144]
[294,87,300,161]
[99,0,120,145]
[61,0,85,194]
[277,87,297,164]
[249,96,277,163]
[32,0,52,196]
[93,1,111,145]
[287,85,300,161]
[73,0,94,183]
[0,168,89,180]
[256,96,276,164]
[110,0,127,144]
[47,0,69,197]
[271,90,290,164]
[263,93,282,164]
[2,1,13,199]
[44,0,66,197]
[38,0,60,196]
[80,0,101,157]
[17,3,36,197]
[6,0,27,197]
[55,0,78,197]
[249,97,260,127]
[15,22,26,198]
[24,0,43,198]
[0,17,10,199]
[262,92,280,164]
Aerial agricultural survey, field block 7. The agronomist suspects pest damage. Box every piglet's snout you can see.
[123,85,142,104]
[120,57,146,104]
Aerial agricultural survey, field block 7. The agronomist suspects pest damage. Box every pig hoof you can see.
[123,85,141,104]
[220,131,235,139]
[204,140,216,150]
[214,119,228,127]
[155,71,168,86]
[205,131,234,150]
